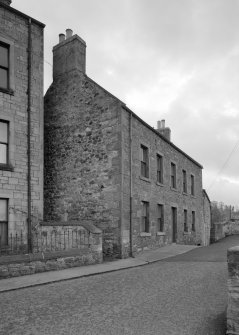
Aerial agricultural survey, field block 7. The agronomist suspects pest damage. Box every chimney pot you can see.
[0,0,12,5]
[161,119,165,129]
[59,34,66,43]
[66,29,73,39]
[157,121,161,130]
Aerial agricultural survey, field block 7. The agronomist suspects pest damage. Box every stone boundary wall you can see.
[227,246,239,334]
[0,221,103,279]
[0,247,102,279]
[210,222,225,243]
[210,220,239,243]
[224,220,239,236]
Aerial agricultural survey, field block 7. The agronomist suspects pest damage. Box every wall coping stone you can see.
[227,245,239,334]
[228,246,239,264]
[40,220,102,234]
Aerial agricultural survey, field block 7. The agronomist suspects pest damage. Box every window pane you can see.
[0,45,8,68]
[0,144,7,164]
[0,121,8,142]
[142,202,146,216]
[0,68,8,89]
[0,199,7,221]
[158,205,162,218]
[142,148,147,162]
[157,156,162,180]
[0,222,8,246]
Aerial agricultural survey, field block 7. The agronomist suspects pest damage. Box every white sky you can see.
[14,0,239,207]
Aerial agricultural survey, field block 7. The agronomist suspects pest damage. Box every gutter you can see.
[27,18,32,253]
[0,2,45,28]
[122,105,203,169]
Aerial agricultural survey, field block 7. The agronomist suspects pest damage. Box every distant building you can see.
[0,0,44,250]
[202,189,211,246]
[44,31,211,259]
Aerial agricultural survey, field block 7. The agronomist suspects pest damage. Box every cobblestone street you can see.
[1,235,239,335]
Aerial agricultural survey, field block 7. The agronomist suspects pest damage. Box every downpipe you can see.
[27,18,32,253]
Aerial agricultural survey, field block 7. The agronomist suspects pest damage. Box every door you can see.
[172,207,177,243]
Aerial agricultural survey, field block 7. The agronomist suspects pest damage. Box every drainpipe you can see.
[27,18,32,253]
[129,112,133,257]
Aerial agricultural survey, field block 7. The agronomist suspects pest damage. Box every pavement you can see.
[0,243,199,293]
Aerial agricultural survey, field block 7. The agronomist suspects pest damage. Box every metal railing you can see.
[0,229,91,256]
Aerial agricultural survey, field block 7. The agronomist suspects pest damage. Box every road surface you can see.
[1,235,239,335]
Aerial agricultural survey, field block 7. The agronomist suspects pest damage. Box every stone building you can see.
[44,30,211,259]
[0,0,44,251]
[202,189,211,246]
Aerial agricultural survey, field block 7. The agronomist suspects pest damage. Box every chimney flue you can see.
[53,32,87,79]
[157,119,171,141]
[0,0,12,5]
[66,29,73,39]
[59,34,65,43]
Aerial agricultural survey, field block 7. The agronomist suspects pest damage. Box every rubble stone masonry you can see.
[121,110,204,256]
[44,68,123,258]
[44,33,206,260]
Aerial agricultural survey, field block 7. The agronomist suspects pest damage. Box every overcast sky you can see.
[14,0,239,207]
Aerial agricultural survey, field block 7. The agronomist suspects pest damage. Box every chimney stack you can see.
[157,119,171,141]
[66,29,73,39]
[0,0,12,5]
[59,34,65,43]
[53,29,86,80]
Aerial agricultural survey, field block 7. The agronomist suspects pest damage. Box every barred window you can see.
[141,201,149,232]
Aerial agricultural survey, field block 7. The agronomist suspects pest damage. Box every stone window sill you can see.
[170,187,178,192]
[0,164,14,172]
[139,176,151,183]
[140,232,151,237]
[157,232,165,236]
[182,192,188,196]
[183,232,191,236]
[156,182,164,187]
[0,87,14,95]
